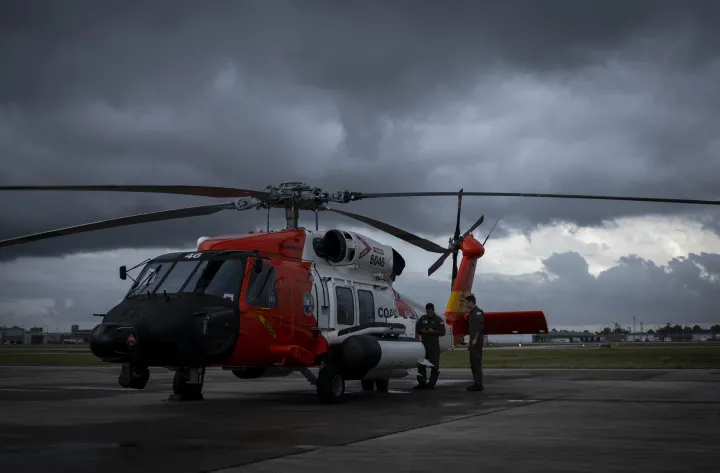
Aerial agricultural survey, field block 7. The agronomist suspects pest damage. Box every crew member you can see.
[415,302,446,389]
[465,295,485,391]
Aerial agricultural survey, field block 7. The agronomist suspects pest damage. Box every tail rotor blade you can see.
[451,250,458,289]
[483,217,501,246]
[454,189,463,241]
[428,251,452,277]
[462,214,485,238]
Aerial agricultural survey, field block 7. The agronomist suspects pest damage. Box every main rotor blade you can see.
[353,191,720,206]
[325,208,446,254]
[0,185,270,200]
[0,202,238,248]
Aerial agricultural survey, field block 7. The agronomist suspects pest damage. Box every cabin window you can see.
[335,286,355,325]
[246,261,278,308]
[357,289,375,325]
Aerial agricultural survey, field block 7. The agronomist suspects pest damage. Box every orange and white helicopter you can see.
[1,182,718,403]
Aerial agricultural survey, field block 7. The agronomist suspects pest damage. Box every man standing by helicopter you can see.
[465,294,485,391]
[414,302,446,389]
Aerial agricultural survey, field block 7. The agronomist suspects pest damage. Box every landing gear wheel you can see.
[375,378,389,392]
[316,364,345,404]
[361,380,375,391]
[119,362,150,389]
[171,369,203,401]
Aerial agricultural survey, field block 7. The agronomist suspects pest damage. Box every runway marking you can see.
[0,388,57,392]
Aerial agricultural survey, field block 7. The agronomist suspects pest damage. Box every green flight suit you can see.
[467,307,485,387]
[416,310,446,387]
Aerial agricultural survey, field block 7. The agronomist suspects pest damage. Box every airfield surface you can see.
[0,366,718,473]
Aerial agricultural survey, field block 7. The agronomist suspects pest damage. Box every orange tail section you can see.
[443,234,548,343]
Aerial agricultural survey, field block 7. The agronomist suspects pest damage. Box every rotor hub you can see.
[229,182,361,215]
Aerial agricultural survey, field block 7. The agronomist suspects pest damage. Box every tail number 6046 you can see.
[369,254,385,267]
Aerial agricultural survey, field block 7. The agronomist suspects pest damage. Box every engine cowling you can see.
[313,230,406,278]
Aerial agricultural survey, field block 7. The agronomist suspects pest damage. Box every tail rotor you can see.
[427,189,485,289]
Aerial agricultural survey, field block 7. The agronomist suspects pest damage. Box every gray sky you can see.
[1,1,719,331]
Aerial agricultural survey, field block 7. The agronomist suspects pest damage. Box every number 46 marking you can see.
[185,253,202,259]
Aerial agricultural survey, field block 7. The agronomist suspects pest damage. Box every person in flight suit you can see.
[465,295,485,391]
[414,302,446,389]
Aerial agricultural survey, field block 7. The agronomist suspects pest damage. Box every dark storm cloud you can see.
[2,0,720,259]
[395,251,720,328]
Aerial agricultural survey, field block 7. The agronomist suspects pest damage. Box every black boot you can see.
[467,384,484,392]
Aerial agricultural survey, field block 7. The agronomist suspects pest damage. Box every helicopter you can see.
[1,181,719,404]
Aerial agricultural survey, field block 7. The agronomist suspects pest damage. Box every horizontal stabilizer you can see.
[451,310,547,336]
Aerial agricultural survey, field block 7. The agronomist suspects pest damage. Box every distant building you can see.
[1,326,26,344]
[532,331,603,343]
[624,332,657,342]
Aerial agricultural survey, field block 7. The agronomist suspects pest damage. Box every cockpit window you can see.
[153,261,201,294]
[125,256,247,300]
[126,262,166,297]
[181,260,209,293]
[184,259,247,301]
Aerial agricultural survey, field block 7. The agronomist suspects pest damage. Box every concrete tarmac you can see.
[0,366,718,473]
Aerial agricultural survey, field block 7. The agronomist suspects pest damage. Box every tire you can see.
[173,370,203,400]
[375,378,389,392]
[361,380,375,391]
[316,364,345,404]
[128,366,150,390]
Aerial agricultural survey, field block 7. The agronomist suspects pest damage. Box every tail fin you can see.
[442,234,548,343]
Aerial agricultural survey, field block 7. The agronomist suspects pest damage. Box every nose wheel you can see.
[170,367,205,401]
[118,362,150,389]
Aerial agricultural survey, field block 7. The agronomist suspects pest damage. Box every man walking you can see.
[465,295,484,391]
[414,302,446,389]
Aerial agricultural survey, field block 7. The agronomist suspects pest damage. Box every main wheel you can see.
[316,364,346,404]
[375,378,389,392]
[173,370,203,401]
[361,380,375,391]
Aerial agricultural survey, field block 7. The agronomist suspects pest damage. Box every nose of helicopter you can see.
[89,294,241,367]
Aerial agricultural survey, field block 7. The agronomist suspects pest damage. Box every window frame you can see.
[244,259,279,309]
[356,289,375,325]
[335,285,356,326]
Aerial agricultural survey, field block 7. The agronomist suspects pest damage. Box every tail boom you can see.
[441,234,548,340]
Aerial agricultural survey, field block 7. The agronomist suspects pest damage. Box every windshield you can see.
[126,257,247,301]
